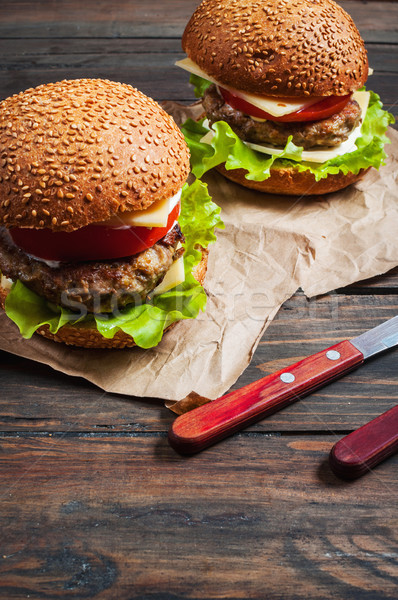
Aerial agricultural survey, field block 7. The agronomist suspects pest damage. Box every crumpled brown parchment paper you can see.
[0,101,397,405]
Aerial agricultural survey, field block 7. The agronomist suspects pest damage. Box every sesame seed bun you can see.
[182,0,368,97]
[0,79,190,232]
[215,163,370,196]
[0,248,209,349]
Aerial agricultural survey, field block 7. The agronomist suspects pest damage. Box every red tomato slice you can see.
[219,87,352,122]
[10,202,181,262]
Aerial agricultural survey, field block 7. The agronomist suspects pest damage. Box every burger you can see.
[0,79,223,348]
[177,0,394,195]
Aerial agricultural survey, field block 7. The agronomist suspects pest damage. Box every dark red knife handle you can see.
[168,340,364,454]
[329,405,398,480]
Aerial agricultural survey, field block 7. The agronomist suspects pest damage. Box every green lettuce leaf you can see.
[4,279,75,339]
[189,74,212,99]
[4,179,224,349]
[182,89,395,182]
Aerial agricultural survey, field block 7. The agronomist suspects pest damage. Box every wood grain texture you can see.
[0,351,170,433]
[344,266,398,291]
[0,1,397,41]
[0,434,397,600]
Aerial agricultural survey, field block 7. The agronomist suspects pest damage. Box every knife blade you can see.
[168,316,398,454]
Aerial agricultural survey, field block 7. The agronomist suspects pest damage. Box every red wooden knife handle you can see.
[169,340,364,454]
[329,405,398,480]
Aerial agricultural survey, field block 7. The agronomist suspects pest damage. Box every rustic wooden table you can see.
[0,1,397,598]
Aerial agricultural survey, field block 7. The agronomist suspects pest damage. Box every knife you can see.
[168,316,398,454]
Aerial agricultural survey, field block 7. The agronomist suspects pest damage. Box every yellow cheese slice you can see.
[201,91,370,164]
[99,190,181,228]
[176,58,320,117]
[120,196,170,227]
[153,255,185,295]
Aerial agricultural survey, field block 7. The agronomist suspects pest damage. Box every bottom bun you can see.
[0,248,208,349]
[215,164,370,196]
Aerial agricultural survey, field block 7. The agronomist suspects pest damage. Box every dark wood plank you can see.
[364,71,398,118]
[0,51,396,122]
[343,266,398,292]
[339,0,398,43]
[0,37,183,57]
[0,0,197,39]
[0,1,397,43]
[0,434,396,600]
[0,53,190,103]
[367,44,398,73]
[0,350,169,433]
[1,294,396,433]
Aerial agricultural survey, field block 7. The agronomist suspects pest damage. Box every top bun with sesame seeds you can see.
[178,0,395,198]
[0,78,190,231]
[182,0,368,98]
[0,79,223,350]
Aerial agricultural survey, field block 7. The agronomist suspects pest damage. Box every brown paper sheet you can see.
[0,101,397,405]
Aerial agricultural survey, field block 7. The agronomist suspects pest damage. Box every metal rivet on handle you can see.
[326,350,341,361]
[280,372,295,383]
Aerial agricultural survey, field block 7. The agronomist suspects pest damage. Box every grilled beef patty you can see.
[203,84,362,149]
[0,225,184,314]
